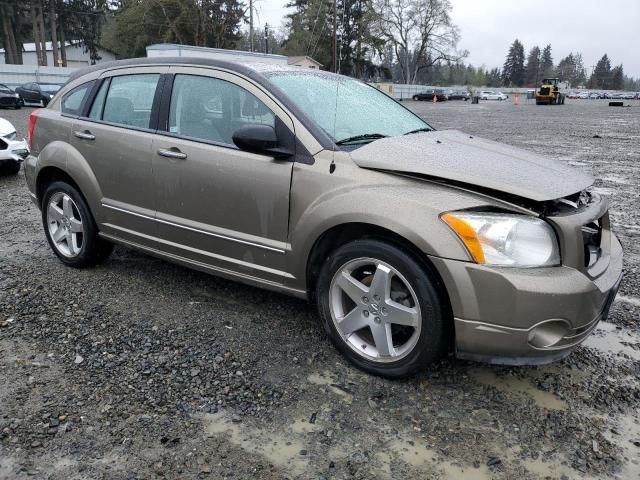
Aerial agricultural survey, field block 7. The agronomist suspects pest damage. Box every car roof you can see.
[67,56,314,84]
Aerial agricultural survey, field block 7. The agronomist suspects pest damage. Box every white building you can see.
[0,41,116,67]
[287,56,322,69]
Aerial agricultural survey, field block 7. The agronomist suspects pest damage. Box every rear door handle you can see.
[73,130,95,141]
[157,148,187,160]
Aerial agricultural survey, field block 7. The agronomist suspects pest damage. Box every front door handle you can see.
[157,148,187,160]
[73,130,95,141]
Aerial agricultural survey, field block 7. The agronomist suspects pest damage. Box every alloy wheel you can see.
[329,257,422,363]
[46,192,84,257]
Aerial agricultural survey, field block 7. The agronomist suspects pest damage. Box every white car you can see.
[0,117,29,175]
[577,92,590,99]
[480,91,508,101]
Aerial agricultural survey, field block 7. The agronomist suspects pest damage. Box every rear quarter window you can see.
[61,81,95,116]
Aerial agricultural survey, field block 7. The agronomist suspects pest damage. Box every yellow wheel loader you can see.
[535,78,566,105]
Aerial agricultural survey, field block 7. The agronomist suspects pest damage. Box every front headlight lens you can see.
[441,211,560,267]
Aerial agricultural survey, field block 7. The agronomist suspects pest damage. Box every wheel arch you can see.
[305,222,455,348]
[35,141,103,218]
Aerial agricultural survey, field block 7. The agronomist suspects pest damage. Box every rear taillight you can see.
[27,109,40,149]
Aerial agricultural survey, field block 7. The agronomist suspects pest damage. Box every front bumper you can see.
[0,139,29,164]
[430,199,624,365]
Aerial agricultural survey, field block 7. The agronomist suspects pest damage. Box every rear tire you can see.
[41,181,113,268]
[316,239,448,378]
[413,95,419,101]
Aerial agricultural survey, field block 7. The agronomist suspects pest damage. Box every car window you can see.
[168,74,275,145]
[61,81,94,116]
[88,79,109,120]
[101,74,160,128]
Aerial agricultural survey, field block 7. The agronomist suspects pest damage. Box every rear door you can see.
[70,67,167,246]
[151,67,295,283]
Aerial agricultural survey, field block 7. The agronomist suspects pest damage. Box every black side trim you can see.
[150,73,170,131]
[80,79,101,118]
[156,73,174,132]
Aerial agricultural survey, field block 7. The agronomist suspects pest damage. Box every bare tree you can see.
[37,1,48,66]
[372,0,464,83]
[31,2,44,66]
[49,0,60,66]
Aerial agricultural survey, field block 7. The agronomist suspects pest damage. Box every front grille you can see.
[582,219,603,268]
[540,87,550,95]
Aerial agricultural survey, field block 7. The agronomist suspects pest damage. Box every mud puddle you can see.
[470,368,567,410]
[204,413,310,476]
[583,321,640,361]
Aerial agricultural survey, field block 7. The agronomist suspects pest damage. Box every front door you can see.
[151,69,295,283]
[70,68,165,246]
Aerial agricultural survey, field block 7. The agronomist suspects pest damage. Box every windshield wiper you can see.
[404,127,433,135]
[335,133,388,145]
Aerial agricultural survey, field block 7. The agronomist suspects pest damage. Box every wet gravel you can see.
[1,100,639,479]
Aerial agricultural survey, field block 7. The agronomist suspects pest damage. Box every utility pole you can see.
[264,24,269,54]
[332,0,337,73]
[249,0,254,52]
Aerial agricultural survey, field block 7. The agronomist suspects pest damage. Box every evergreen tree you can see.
[590,54,612,89]
[573,52,587,86]
[611,64,624,90]
[486,67,501,87]
[282,0,333,69]
[556,53,575,85]
[524,45,540,85]
[501,39,525,86]
[539,44,554,78]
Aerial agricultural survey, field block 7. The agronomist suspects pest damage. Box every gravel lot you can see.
[1,98,639,480]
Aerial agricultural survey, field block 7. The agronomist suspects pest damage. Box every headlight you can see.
[49,94,54,98]
[3,131,17,141]
[441,211,560,267]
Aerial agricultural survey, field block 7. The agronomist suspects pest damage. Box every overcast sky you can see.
[252,0,640,78]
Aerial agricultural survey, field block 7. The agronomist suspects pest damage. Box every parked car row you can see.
[412,89,449,101]
[566,91,639,100]
[0,82,63,108]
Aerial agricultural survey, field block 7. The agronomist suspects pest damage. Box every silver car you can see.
[23,58,623,378]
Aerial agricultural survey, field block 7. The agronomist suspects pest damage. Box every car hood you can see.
[349,130,593,201]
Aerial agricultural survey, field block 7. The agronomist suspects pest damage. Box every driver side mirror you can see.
[232,125,293,159]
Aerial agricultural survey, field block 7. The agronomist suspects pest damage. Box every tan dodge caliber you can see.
[24,58,623,378]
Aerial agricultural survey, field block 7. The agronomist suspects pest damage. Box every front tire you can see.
[316,239,448,378]
[42,181,113,267]
[412,95,419,101]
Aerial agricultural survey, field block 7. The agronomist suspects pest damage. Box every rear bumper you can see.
[430,233,624,365]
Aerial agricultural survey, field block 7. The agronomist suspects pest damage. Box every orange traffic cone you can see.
[433,95,437,104]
